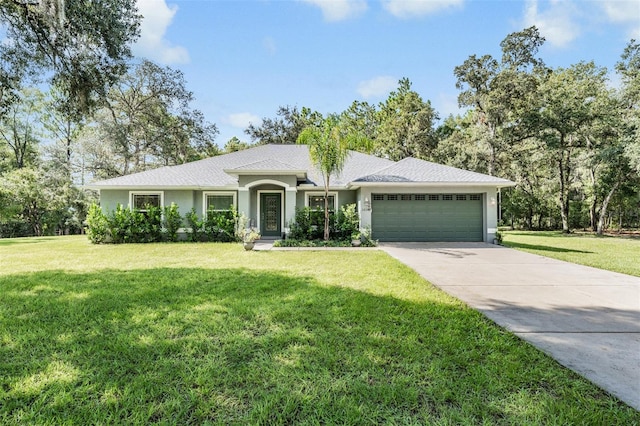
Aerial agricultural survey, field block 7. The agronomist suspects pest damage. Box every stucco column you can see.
[284,188,297,235]
[359,188,372,230]
[238,188,250,227]
[485,189,498,243]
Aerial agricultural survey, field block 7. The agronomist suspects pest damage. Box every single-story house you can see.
[89,144,515,242]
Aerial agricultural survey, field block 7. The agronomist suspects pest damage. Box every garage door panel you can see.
[372,194,483,242]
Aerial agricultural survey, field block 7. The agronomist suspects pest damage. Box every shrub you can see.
[289,207,332,240]
[0,219,34,238]
[143,206,163,243]
[163,203,182,242]
[103,204,162,244]
[360,226,377,247]
[108,204,128,244]
[203,206,239,242]
[273,239,351,248]
[86,203,110,244]
[335,203,359,241]
[185,207,239,242]
[185,208,204,242]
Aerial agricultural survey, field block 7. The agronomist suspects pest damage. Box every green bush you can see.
[108,204,128,244]
[163,203,182,242]
[203,206,239,242]
[88,204,166,244]
[86,203,109,243]
[360,226,377,247]
[289,207,332,240]
[0,219,34,238]
[186,208,204,242]
[274,239,351,247]
[288,204,360,241]
[142,206,163,243]
[335,204,359,241]
[186,207,239,242]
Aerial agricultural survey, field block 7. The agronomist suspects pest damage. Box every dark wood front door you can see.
[260,193,281,237]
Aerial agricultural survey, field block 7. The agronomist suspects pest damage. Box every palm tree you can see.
[297,114,370,240]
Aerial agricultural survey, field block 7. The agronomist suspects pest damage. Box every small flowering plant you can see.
[243,228,261,243]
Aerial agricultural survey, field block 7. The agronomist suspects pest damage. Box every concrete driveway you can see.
[380,242,640,410]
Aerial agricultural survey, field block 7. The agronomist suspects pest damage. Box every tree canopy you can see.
[0,0,140,118]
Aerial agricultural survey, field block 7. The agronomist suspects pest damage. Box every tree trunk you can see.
[596,181,620,235]
[558,152,570,233]
[323,176,330,241]
[588,167,598,231]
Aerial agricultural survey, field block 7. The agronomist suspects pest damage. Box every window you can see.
[456,195,467,201]
[429,195,439,201]
[373,194,384,201]
[206,195,234,211]
[308,194,335,211]
[414,194,426,201]
[131,192,162,211]
[401,194,412,201]
[470,194,481,201]
[203,192,236,216]
[442,194,453,201]
[387,194,398,201]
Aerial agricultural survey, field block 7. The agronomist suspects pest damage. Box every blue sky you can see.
[132,0,640,147]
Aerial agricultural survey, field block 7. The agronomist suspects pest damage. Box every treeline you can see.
[1,24,638,237]
[0,60,219,237]
[240,28,640,234]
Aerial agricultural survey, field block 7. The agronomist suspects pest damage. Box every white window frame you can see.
[129,191,164,211]
[202,191,237,217]
[305,191,338,211]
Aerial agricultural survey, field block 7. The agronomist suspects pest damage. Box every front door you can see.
[260,193,281,237]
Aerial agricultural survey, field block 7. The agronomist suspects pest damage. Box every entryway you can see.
[259,192,282,237]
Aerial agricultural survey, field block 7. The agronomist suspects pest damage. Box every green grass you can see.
[502,230,640,277]
[1,236,638,424]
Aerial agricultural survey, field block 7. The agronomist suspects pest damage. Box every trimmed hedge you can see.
[85,203,240,244]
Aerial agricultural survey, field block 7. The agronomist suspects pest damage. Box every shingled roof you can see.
[353,157,514,185]
[90,144,514,189]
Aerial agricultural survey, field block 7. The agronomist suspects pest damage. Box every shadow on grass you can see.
[503,241,592,254]
[0,237,59,246]
[504,231,567,238]
[0,268,636,424]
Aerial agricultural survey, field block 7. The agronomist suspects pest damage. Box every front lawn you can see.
[502,230,640,277]
[1,236,638,424]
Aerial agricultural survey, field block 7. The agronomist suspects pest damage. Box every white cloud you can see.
[133,0,189,64]
[382,0,464,19]
[226,113,262,128]
[601,1,640,39]
[522,0,580,48]
[357,76,397,99]
[300,0,368,22]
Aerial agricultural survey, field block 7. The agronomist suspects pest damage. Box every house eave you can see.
[88,184,239,191]
[347,181,516,189]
